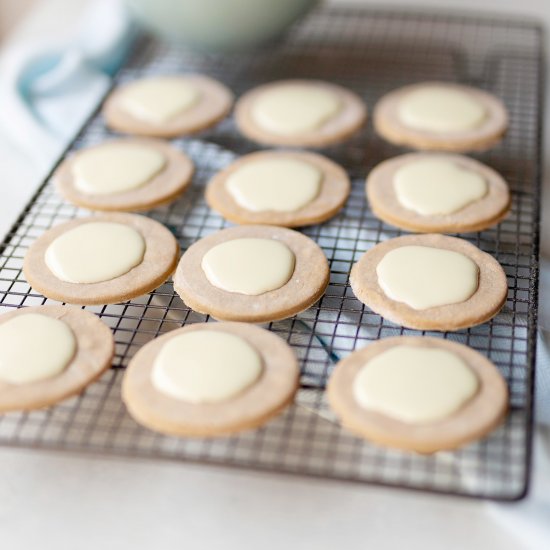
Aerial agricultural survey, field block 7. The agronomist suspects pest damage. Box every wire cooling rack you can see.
[0,6,544,501]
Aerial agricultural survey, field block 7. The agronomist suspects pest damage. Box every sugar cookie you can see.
[366,153,511,233]
[24,213,179,305]
[103,74,233,138]
[0,305,114,412]
[206,150,350,227]
[122,322,299,437]
[174,225,329,322]
[328,336,508,453]
[350,234,507,331]
[373,82,508,151]
[235,79,367,147]
[55,138,194,212]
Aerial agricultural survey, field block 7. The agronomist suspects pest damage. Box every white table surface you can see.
[0,447,526,550]
[0,1,548,548]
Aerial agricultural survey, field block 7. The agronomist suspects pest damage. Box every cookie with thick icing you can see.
[350,234,508,331]
[366,152,511,233]
[235,79,367,147]
[174,225,329,323]
[0,305,114,412]
[206,150,350,227]
[55,138,194,212]
[123,322,299,437]
[373,82,508,152]
[24,213,179,305]
[103,74,233,138]
[328,336,508,453]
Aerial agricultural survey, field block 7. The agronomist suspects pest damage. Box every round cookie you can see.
[174,225,329,323]
[205,150,350,227]
[103,74,234,138]
[0,305,114,412]
[373,82,508,152]
[235,79,367,147]
[366,152,511,233]
[350,234,508,331]
[55,138,194,212]
[122,322,299,437]
[327,336,508,453]
[24,213,179,305]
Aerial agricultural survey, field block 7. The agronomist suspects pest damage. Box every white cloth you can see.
[487,427,550,549]
[0,0,135,174]
[536,258,550,423]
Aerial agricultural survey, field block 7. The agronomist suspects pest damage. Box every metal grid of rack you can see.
[0,7,543,500]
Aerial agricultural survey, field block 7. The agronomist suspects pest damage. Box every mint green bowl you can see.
[126,0,320,51]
